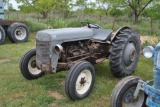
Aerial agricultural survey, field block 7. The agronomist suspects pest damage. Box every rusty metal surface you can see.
[36,40,52,73]
[0,20,27,26]
[41,64,53,73]
[37,39,112,73]
[55,40,111,71]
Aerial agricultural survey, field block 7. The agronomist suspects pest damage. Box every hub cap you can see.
[15,27,26,40]
[122,87,144,107]
[76,69,92,95]
[123,42,137,69]
[28,56,41,75]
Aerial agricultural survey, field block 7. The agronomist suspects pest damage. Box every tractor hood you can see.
[36,26,113,73]
[36,27,94,42]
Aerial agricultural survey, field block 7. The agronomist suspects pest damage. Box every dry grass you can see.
[140,35,159,45]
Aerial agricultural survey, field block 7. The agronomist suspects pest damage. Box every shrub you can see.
[67,19,82,27]
[26,19,46,32]
[48,19,67,28]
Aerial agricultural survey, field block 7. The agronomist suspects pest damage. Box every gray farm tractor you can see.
[20,22,141,100]
[0,0,29,44]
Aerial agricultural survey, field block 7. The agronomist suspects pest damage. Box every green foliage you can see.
[97,0,154,23]
[144,4,160,20]
[48,19,67,28]
[17,0,72,18]
[67,19,82,27]
[75,0,87,10]
[18,5,33,13]
[26,19,46,32]
[142,40,150,47]
[109,8,124,17]
[8,3,16,12]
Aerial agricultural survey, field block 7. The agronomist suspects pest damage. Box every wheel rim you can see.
[122,87,145,107]
[28,56,41,75]
[76,69,92,95]
[15,27,26,40]
[123,42,137,70]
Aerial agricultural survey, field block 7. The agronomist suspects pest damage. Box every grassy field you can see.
[4,12,160,37]
[0,33,154,107]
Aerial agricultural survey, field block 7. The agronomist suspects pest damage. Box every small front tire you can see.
[110,76,147,107]
[65,61,96,100]
[20,49,44,80]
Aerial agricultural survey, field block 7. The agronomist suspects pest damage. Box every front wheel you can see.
[110,76,147,107]
[20,49,44,80]
[65,61,95,100]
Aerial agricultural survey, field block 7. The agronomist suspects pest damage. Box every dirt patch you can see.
[49,103,56,107]
[61,81,65,86]
[0,58,10,63]
[48,91,64,100]
[140,36,158,45]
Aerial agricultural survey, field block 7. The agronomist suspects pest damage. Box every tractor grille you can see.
[36,40,51,69]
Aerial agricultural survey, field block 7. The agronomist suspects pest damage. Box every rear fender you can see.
[92,28,112,41]
[111,26,130,42]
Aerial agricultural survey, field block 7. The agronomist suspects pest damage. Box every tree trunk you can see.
[99,15,102,21]
[134,14,139,24]
[41,11,49,19]
[112,17,116,31]
[17,12,18,20]
[150,18,153,34]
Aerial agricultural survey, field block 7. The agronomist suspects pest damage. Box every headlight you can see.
[143,46,154,58]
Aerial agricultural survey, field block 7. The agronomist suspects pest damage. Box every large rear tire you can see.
[109,29,141,77]
[7,22,29,43]
[20,49,44,80]
[65,61,95,100]
[110,76,147,107]
[0,26,6,45]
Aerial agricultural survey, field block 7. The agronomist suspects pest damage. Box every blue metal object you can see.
[134,42,160,107]
[0,0,4,20]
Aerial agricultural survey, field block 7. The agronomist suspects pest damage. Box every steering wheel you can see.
[81,22,101,29]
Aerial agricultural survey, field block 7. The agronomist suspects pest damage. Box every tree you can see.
[97,0,154,23]
[126,0,153,23]
[16,0,57,18]
[34,0,56,18]
[3,0,7,6]
[109,8,124,30]
[145,4,160,20]
[143,4,160,33]
[8,3,16,11]
[17,0,72,19]
[55,0,72,18]
[96,0,110,16]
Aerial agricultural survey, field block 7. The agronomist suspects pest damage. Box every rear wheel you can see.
[7,23,29,43]
[0,26,6,44]
[110,76,147,107]
[20,49,44,80]
[109,29,141,77]
[65,61,95,100]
